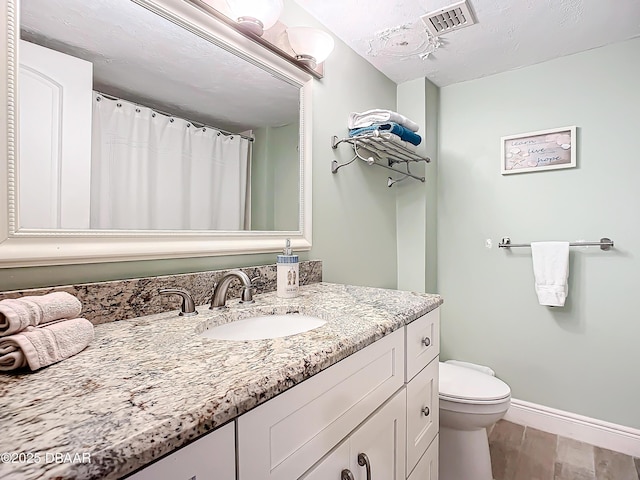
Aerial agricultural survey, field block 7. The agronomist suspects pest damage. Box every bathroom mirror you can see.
[0,0,313,267]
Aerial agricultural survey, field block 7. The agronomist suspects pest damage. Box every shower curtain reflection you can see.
[90,94,251,230]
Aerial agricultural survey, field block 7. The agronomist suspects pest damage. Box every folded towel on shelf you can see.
[0,318,94,371]
[349,122,423,146]
[348,109,420,132]
[356,130,417,152]
[531,242,570,307]
[375,131,417,151]
[0,292,82,337]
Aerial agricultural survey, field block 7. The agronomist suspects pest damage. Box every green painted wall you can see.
[0,1,398,291]
[250,127,273,231]
[437,37,640,428]
[251,123,298,231]
[271,122,299,231]
[396,78,439,293]
[279,5,399,289]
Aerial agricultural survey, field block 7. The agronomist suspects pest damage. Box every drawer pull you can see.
[422,337,431,347]
[357,453,372,480]
[341,469,355,480]
[422,406,430,416]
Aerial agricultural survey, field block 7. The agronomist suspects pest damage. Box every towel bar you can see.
[499,237,614,251]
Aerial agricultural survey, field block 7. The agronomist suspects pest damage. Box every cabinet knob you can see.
[341,469,355,480]
[422,337,431,347]
[422,406,430,416]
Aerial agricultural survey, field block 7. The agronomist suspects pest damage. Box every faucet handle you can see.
[159,288,198,317]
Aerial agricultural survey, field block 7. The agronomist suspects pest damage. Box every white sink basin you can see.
[200,314,327,341]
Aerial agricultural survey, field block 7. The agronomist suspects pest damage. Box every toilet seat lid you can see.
[439,362,511,403]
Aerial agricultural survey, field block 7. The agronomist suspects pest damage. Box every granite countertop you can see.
[0,282,442,480]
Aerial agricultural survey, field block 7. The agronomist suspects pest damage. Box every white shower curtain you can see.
[90,94,251,230]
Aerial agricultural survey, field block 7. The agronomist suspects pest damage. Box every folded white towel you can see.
[531,242,570,307]
[348,109,420,132]
[0,292,82,336]
[0,318,94,371]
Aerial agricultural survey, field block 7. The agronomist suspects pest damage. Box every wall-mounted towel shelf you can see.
[499,237,614,251]
[331,132,430,187]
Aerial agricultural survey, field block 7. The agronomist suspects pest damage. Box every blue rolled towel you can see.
[348,122,422,146]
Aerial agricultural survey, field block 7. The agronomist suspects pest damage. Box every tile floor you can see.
[488,420,640,480]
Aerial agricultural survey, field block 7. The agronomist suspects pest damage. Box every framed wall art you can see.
[501,126,576,175]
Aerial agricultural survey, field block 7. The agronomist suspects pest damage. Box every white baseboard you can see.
[504,399,640,457]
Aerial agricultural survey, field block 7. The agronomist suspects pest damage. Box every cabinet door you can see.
[406,358,439,474]
[127,422,235,480]
[300,389,406,480]
[348,389,406,480]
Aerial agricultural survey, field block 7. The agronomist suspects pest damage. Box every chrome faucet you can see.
[210,270,254,309]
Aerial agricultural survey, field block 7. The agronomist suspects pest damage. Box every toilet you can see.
[439,362,511,480]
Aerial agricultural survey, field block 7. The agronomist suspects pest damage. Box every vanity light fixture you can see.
[225,0,283,36]
[187,0,330,78]
[286,26,335,69]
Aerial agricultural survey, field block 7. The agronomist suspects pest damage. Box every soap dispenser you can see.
[277,239,299,298]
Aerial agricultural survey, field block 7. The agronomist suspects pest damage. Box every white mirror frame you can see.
[0,0,312,268]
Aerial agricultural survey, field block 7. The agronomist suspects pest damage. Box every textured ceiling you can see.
[18,0,640,128]
[20,0,299,132]
[295,0,640,86]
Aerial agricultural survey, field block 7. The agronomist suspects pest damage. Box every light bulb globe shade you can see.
[286,27,335,69]
[225,0,283,35]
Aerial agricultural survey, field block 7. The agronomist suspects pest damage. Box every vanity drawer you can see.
[237,328,405,480]
[408,433,439,480]
[406,357,439,474]
[406,308,440,381]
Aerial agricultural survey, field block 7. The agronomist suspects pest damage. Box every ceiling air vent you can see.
[420,0,477,36]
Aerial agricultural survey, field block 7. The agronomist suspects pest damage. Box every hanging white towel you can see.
[531,242,570,307]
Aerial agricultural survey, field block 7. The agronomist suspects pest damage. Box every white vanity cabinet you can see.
[237,306,441,480]
[126,422,235,480]
[127,307,440,480]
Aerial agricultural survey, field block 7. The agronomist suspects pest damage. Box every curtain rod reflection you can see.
[94,91,254,142]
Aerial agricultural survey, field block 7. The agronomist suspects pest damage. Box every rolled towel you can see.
[374,131,417,151]
[0,318,94,371]
[0,292,82,336]
[348,109,420,132]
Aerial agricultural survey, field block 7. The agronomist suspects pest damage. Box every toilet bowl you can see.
[439,362,511,480]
